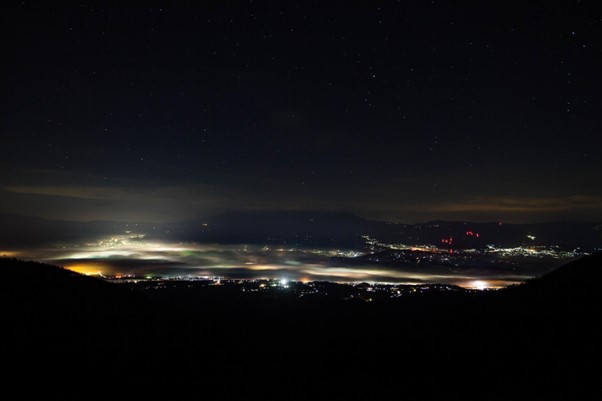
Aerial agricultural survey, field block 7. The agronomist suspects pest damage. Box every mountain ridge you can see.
[1,253,600,399]
[1,211,601,249]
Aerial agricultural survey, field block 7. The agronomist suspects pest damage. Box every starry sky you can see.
[2,1,601,223]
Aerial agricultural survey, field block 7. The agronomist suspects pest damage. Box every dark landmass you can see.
[1,254,600,400]
[1,211,601,250]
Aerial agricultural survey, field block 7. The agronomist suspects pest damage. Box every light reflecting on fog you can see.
[12,234,545,286]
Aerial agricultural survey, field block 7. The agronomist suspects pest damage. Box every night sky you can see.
[2,1,601,223]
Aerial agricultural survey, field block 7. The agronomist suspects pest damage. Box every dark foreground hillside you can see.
[1,255,600,400]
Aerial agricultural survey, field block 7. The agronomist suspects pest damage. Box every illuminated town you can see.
[96,274,468,301]
[3,226,593,299]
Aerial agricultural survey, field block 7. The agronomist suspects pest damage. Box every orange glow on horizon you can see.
[247,264,282,271]
[65,263,108,276]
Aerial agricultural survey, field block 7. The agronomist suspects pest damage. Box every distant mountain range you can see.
[1,211,601,249]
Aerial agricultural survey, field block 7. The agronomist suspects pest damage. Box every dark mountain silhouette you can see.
[1,254,600,399]
[165,212,602,248]
[0,213,158,247]
[497,251,602,320]
[519,251,602,295]
[191,210,370,245]
[2,212,601,250]
[0,258,147,315]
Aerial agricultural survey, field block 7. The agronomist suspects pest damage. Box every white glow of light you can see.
[11,234,529,287]
[472,280,488,290]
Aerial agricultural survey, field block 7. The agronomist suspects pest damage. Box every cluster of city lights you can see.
[2,231,584,291]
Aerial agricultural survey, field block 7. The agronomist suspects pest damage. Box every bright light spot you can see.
[65,263,105,276]
[526,235,536,240]
[280,278,288,286]
[248,264,281,271]
[472,280,488,290]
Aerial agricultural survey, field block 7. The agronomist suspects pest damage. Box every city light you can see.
[471,280,488,290]
[2,230,585,290]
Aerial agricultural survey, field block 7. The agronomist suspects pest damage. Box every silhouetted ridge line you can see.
[516,251,601,295]
[0,257,147,315]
